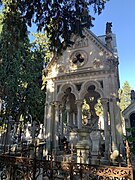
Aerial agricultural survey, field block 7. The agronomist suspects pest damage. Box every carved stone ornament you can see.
[93,58,103,69]
[72,37,88,49]
[70,50,87,67]
[106,22,112,35]
[57,64,64,72]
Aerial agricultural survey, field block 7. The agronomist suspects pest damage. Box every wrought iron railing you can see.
[0,151,134,180]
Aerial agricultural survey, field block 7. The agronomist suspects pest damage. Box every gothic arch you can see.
[129,111,135,118]
[80,80,104,99]
[130,113,135,138]
[128,111,135,129]
[56,83,79,102]
[123,102,135,120]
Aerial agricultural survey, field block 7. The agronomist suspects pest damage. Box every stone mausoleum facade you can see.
[44,23,124,161]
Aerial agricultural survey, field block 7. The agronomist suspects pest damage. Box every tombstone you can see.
[3,116,15,151]
[25,122,32,143]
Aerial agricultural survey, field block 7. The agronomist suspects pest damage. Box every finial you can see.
[105,22,113,50]
[106,22,112,34]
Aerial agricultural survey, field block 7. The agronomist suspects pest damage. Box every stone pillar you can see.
[76,100,83,129]
[66,97,70,127]
[90,130,101,159]
[101,98,110,160]
[105,22,113,51]
[109,97,117,151]
[44,103,48,136]
[112,97,124,155]
[59,104,64,137]
[73,113,76,126]
[125,117,130,137]
[66,110,70,125]
[45,102,53,153]
[54,101,60,150]
[0,98,2,113]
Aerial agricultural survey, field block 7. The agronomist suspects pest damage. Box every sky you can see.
[91,0,135,89]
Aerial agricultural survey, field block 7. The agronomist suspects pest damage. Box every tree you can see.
[0,13,3,33]
[32,32,51,65]
[119,81,131,112]
[118,82,135,154]
[126,128,135,155]
[0,0,109,54]
[0,0,109,122]
[0,1,45,123]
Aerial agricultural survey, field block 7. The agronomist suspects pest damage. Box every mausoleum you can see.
[44,23,124,161]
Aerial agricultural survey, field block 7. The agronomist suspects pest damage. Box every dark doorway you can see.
[130,113,135,137]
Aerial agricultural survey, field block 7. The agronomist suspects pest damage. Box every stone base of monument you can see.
[76,127,92,164]
[90,130,101,153]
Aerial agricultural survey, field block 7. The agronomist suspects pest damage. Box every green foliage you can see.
[0,13,3,33]
[0,2,45,123]
[95,99,103,116]
[82,99,90,118]
[31,32,52,90]
[120,82,135,155]
[119,81,131,112]
[0,0,109,54]
[32,32,52,64]
[126,128,135,155]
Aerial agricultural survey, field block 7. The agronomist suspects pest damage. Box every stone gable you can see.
[46,28,117,80]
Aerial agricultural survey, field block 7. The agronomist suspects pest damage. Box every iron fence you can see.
[0,152,134,180]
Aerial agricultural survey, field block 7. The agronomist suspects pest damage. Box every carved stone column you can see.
[54,101,60,150]
[105,22,113,51]
[109,97,117,151]
[101,98,109,159]
[125,118,130,137]
[112,97,124,155]
[59,104,64,137]
[0,98,2,113]
[45,102,53,153]
[44,103,48,136]
[73,113,76,126]
[76,100,83,129]
[66,110,70,126]
[66,97,70,127]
